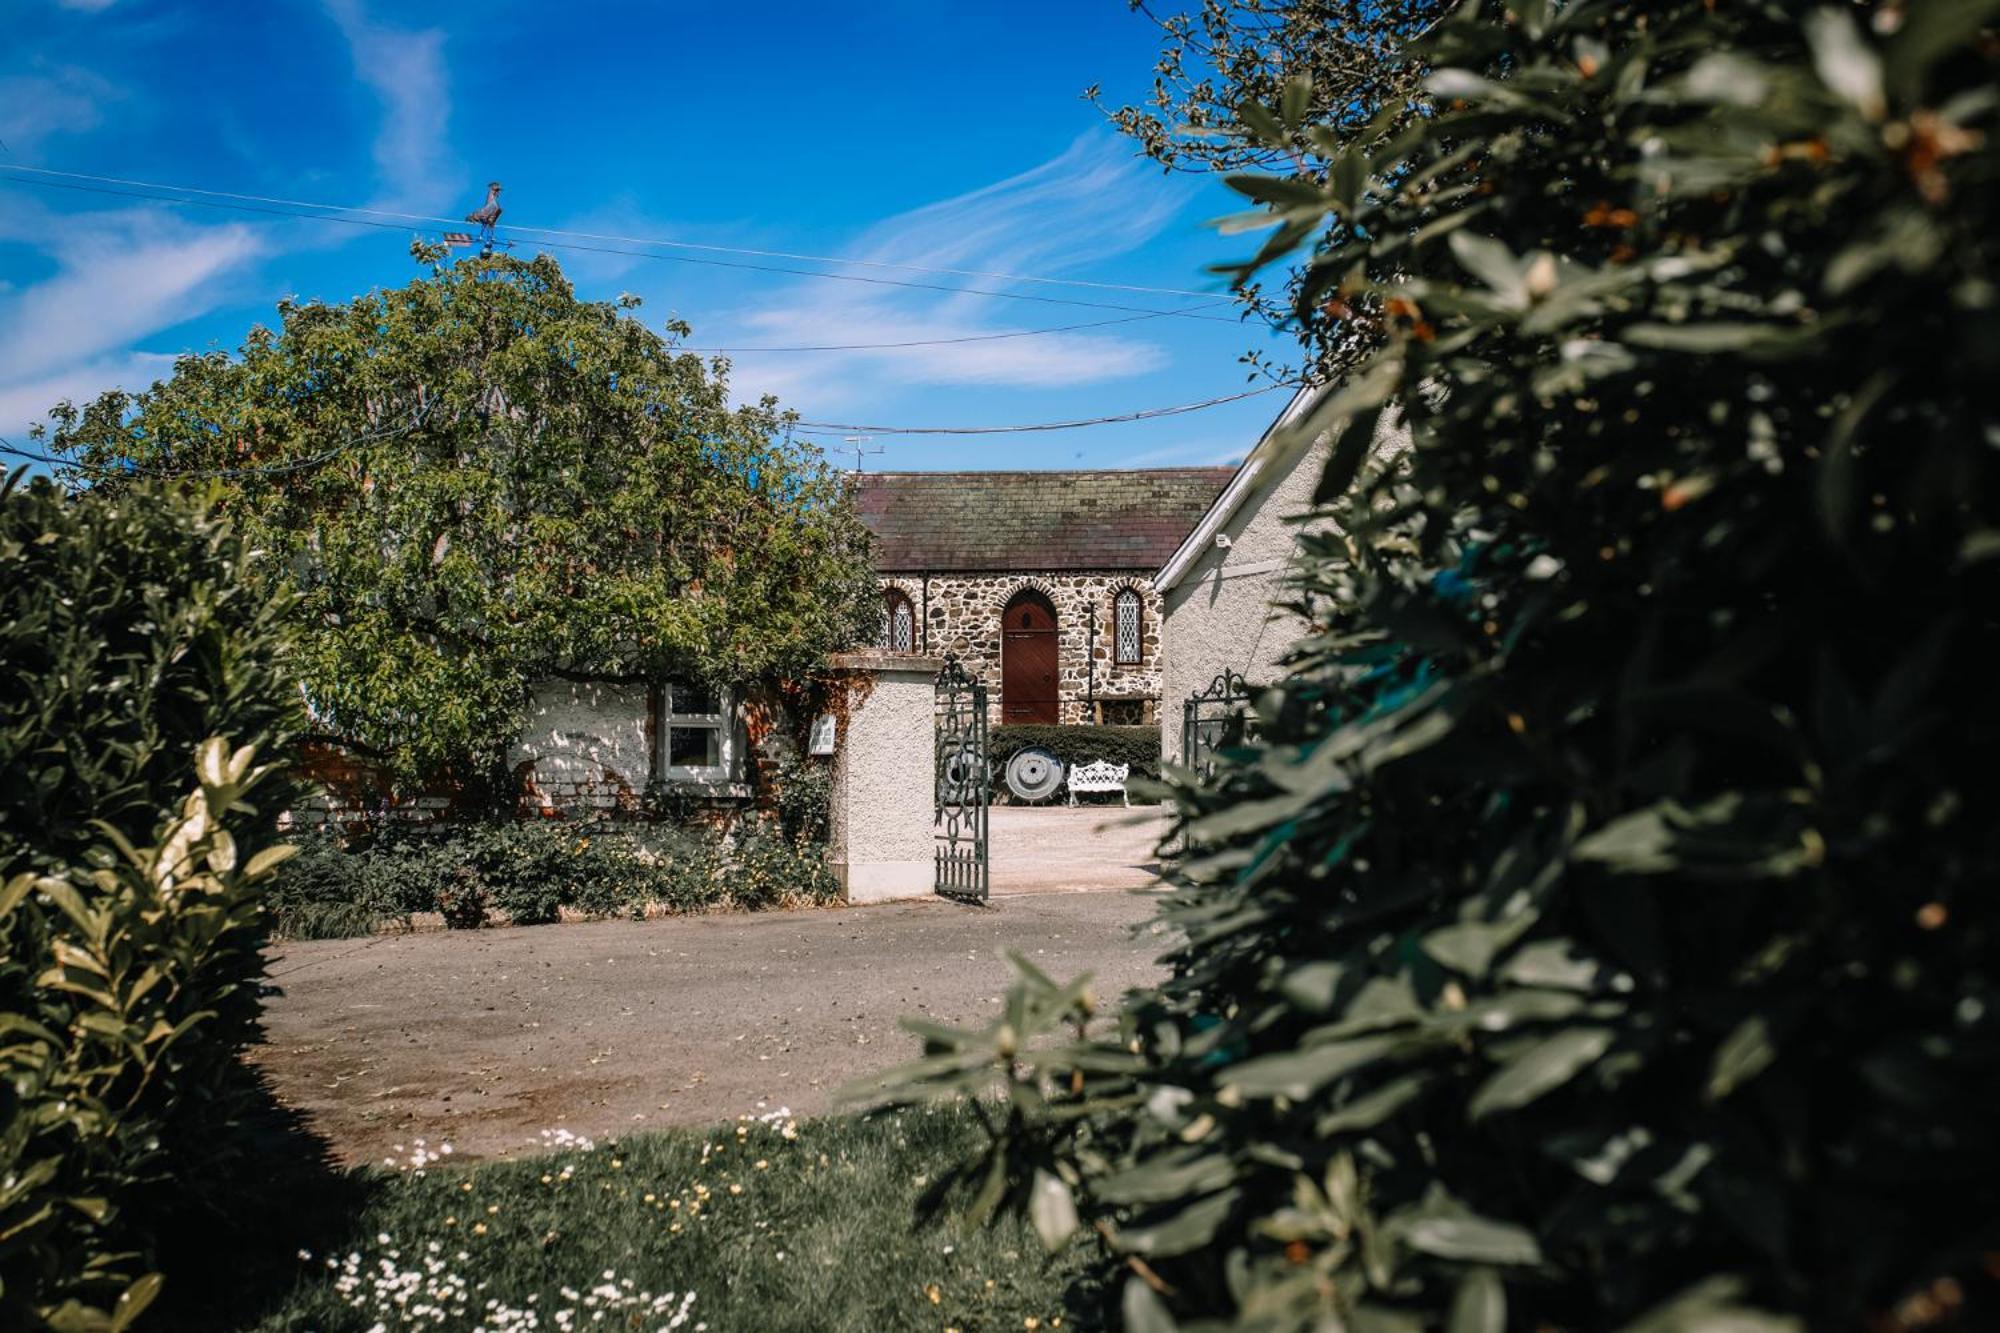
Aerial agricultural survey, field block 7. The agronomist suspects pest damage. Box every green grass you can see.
[156,1102,1099,1332]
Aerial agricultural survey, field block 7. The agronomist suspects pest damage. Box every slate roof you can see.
[854,468,1238,573]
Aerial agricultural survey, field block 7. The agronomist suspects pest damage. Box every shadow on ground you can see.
[149,1063,380,1331]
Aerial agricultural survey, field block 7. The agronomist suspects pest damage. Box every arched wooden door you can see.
[1001,590,1059,724]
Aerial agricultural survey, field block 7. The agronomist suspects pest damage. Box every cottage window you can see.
[660,681,735,784]
[1114,588,1143,665]
[881,589,916,653]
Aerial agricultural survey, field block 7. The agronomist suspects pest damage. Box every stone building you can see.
[853,469,1235,726]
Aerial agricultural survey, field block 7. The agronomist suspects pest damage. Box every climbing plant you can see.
[40,251,881,798]
[871,3,2000,1329]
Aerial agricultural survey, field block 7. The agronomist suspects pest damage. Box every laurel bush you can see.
[870,4,2000,1329]
[1,473,299,1329]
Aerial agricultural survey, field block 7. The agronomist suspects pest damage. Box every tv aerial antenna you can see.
[836,435,886,472]
[442,180,513,256]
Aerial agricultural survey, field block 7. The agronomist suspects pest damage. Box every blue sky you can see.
[1,0,1300,473]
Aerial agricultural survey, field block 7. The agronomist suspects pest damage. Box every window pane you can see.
[892,601,914,652]
[1115,591,1141,663]
[669,725,719,768]
[671,682,719,715]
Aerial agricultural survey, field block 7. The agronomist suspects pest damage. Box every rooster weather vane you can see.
[442,180,511,256]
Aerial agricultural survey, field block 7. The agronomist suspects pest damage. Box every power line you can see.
[0,170,1248,325]
[674,300,1237,353]
[0,163,1227,298]
[788,384,1290,436]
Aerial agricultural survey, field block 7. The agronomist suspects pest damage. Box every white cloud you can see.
[0,352,177,441]
[321,0,453,212]
[0,65,117,152]
[695,135,1193,408]
[0,203,263,435]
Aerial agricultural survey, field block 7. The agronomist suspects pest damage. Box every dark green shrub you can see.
[729,829,840,910]
[261,813,837,936]
[266,835,396,939]
[1,474,298,1328]
[873,5,2000,1330]
[989,724,1159,787]
[772,754,834,847]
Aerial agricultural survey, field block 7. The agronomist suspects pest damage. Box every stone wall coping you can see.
[826,650,945,674]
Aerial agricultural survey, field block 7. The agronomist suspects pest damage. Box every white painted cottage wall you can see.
[510,679,653,811]
[1158,411,1410,764]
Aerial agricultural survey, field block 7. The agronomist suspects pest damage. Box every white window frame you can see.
[1114,588,1143,665]
[659,681,737,785]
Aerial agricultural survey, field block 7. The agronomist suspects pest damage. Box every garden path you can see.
[986,803,1169,894]
[253,884,1168,1167]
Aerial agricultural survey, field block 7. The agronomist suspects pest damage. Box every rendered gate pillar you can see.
[824,651,943,904]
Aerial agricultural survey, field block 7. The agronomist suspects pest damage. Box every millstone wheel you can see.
[1004,747,1065,803]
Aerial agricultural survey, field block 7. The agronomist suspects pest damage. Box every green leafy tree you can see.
[1090,0,1453,382]
[43,252,880,798]
[872,3,2000,1329]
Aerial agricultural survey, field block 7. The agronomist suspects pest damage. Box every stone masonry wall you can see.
[879,571,1164,725]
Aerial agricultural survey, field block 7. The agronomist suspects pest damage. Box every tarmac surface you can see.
[252,806,1174,1164]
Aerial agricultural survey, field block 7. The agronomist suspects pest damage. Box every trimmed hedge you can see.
[266,818,839,939]
[988,724,1159,785]
[1,473,299,1329]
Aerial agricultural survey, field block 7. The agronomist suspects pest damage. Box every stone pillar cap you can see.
[826,650,945,673]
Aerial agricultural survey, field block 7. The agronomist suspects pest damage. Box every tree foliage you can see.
[874,2,2000,1329]
[42,252,880,795]
[1091,0,1453,382]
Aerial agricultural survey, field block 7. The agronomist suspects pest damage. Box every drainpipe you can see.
[1085,596,1097,724]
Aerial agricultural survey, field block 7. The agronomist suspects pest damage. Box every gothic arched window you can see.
[882,589,916,653]
[1114,588,1143,665]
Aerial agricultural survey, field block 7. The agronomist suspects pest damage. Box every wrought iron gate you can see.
[934,654,990,901]
[1182,669,1255,782]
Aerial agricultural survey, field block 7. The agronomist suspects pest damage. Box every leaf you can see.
[1225,174,1328,210]
[1313,406,1382,505]
[1265,354,1403,487]
[1500,938,1613,993]
[1122,1276,1180,1333]
[1224,1034,1406,1101]
[1469,1026,1614,1119]
[1117,1188,1241,1257]
[1095,1151,1237,1206]
[1318,1072,1433,1135]
[1029,1169,1078,1252]
[1279,74,1311,128]
[1816,371,1893,545]
[196,735,229,788]
[243,842,300,879]
[1403,1213,1542,1266]
[1449,232,1526,306]
[1423,917,1533,979]
[1805,8,1885,120]
[1623,323,1816,357]
[1706,1014,1777,1101]
[110,1273,165,1333]
[1617,1277,1800,1333]
[1449,1269,1506,1333]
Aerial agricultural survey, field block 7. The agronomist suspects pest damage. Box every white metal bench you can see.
[1066,759,1130,806]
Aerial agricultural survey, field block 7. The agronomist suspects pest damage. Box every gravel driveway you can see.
[253,885,1170,1166]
